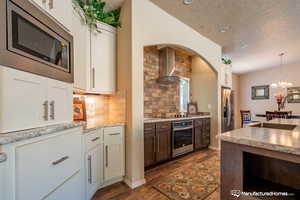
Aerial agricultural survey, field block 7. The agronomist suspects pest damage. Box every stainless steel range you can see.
[172,120,194,157]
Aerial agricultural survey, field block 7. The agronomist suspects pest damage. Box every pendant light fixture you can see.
[271,53,293,88]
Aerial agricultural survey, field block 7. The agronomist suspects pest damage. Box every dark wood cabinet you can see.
[144,123,156,167]
[156,122,171,162]
[194,118,211,150]
[144,122,171,167]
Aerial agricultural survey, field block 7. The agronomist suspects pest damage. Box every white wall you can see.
[118,0,223,188]
[191,57,218,148]
[239,62,300,115]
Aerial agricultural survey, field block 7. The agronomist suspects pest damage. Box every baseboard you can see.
[102,177,124,188]
[124,178,146,189]
[209,145,220,151]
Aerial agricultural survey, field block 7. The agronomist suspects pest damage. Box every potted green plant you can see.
[73,0,121,29]
[222,58,232,65]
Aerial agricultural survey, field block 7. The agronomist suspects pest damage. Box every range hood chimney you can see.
[157,47,180,84]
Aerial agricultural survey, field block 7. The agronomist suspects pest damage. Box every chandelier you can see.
[271,53,293,88]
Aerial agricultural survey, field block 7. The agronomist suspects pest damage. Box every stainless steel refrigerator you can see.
[221,87,234,133]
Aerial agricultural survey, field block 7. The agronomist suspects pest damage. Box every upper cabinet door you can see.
[29,0,72,31]
[72,9,91,91]
[48,0,72,31]
[47,79,73,125]
[30,0,47,9]
[0,67,48,133]
[90,24,116,94]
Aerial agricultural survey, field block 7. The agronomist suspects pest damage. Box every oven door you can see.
[172,127,194,157]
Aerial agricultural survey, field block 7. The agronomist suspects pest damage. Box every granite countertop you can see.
[144,115,211,123]
[83,120,126,133]
[221,127,300,156]
[0,122,86,145]
[0,153,7,163]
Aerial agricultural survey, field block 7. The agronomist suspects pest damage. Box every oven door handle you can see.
[173,126,193,131]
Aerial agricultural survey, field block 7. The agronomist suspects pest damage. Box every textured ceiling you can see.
[147,0,300,74]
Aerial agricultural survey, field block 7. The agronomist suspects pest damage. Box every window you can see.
[180,78,190,112]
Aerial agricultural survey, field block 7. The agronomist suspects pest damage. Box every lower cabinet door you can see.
[194,125,204,150]
[144,130,156,167]
[103,127,125,182]
[156,130,171,163]
[45,171,84,200]
[86,144,103,200]
[202,119,211,147]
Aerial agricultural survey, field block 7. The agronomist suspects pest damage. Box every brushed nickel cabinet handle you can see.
[49,100,55,120]
[153,135,156,153]
[109,133,120,136]
[88,155,92,184]
[91,137,100,142]
[92,68,95,88]
[157,135,160,152]
[105,145,108,168]
[52,156,69,165]
[48,0,53,9]
[43,100,49,121]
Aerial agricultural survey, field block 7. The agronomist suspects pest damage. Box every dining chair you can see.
[240,110,261,128]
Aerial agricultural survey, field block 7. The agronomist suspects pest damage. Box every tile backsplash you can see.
[74,92,126,123]
[144,46,192,118]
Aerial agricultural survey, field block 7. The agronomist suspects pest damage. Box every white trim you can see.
[124,178,146,189]
[209,145,220,151]
[179,77,190,112]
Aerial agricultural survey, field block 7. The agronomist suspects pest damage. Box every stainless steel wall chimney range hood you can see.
[157,47,180,84]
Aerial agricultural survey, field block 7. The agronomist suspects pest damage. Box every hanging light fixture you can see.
[271,53,293,88]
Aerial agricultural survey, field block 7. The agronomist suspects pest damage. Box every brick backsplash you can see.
[144,46,192,118]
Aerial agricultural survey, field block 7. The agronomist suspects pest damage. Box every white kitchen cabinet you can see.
[72,8,91,91]
[84,130,103,200]
[220,64,232,88]
[0,157,6,200]
[0,66,48,133]
[47,78,73,124]
[30,0,72,31]
[90,23,117,94]
[0,66,73,133]
[2,127,84,200]
[72,14,117,94]
[103,126,125,182]
[86,144,103,200]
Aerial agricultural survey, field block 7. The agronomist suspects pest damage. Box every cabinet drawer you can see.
[156,122,171,131]
[103,126,123,145]
[15,129,82,200]
[85,129,102,151]
[144,123,155,134]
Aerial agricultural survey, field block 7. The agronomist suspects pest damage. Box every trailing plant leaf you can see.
[222,58,232,65]
[73,0,121,28]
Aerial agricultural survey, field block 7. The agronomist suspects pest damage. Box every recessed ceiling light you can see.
[183,0,193,5]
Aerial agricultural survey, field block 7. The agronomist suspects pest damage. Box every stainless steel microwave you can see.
[0,0,74,83]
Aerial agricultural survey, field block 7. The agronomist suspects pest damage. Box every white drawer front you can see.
[103,127,123,145]
[85,130,102,152]
[15,130,82,200]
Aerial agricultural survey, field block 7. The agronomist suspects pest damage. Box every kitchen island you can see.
[220,126,300,199]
